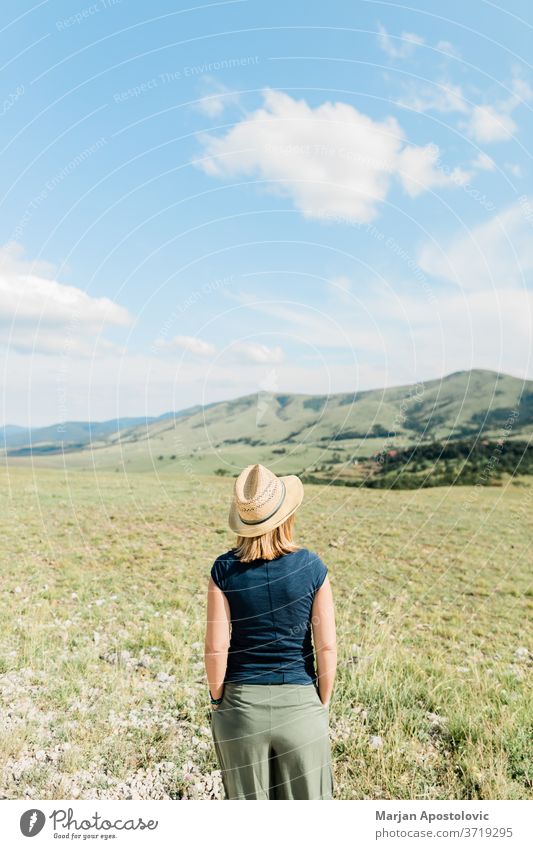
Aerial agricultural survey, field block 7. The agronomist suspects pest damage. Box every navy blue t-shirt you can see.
[210,547,328,685]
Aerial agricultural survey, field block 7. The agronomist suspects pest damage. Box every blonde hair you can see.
[234,513,299,563]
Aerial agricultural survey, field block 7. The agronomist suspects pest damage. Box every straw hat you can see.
[228,463,304,537]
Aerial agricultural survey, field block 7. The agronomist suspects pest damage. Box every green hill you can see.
[0,408,207,452]
[5,369,531,478]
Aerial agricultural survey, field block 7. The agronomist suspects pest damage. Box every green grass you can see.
[0,466,531,799]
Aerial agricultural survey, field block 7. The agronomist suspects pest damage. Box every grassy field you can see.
[0,465,532,800]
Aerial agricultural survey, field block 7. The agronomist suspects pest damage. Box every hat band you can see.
[238,480,286,526]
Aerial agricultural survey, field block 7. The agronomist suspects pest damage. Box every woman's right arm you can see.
[204,577,231,704]
[311,576,337,706]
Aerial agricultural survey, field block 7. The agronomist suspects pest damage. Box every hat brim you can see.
[228,474,304,538]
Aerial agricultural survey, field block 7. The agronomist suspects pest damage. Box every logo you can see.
[256,368,279,425]
[20,809,46,837]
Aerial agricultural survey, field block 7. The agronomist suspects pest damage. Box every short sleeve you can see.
[210,557,226,592]
[310,552,328,593]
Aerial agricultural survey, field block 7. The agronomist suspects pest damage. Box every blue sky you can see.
[1,0,532,425]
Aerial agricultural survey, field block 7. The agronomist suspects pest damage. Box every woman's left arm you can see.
[204,577,231,705]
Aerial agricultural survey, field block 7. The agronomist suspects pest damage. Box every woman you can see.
[204,462,337,800]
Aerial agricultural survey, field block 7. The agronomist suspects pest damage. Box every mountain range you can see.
[2,369,531,477]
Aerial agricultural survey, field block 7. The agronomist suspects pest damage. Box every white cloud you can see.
[194,76,241,118]
[504,162,523,178]
[4,279,532,427]
[230,341,284,363]
[329,276,352,301]
[435,40,460,58]
[0,242,132,356]
[377,23,425,59]
[397,142,472,197]
[394,72,531,146]
[395,80,468,114]
[461,76,533,143]
[5,292,530,428]
[229,292,383,353]
[367,286,533,381]
[466,105,517,143]
[418,196,533,290]
[230,195,533,382]
[377,25,460,62]
[0,342,406,427]
[154,334,284,364]
[229,286,533,386]
[508,76,533,107]
[195,89,468,222]
[469,152,496,171]
[156,335,216,356]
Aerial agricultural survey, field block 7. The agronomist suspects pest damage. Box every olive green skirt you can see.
[211,682,334,800]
